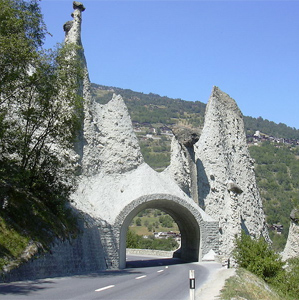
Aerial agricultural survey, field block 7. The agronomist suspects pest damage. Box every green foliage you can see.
[139,139,171,171]
[220,268,283,300]
[233,231,285,283]
[244,116,299,140]
[233,232,299,300]
[126,229,178,251]
[126,229,140,249]
[158,215,174,228]
[249,142,299,251]
[91,83,206,127]
[131,209,178,233]
[0,0,82,271]
[0,0,45,91]
[92,84,299,141]
[280,257,299,299]
[0,218,30,270]
[135,218,142,226]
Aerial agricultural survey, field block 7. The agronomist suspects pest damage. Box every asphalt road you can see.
[0,255,222,300]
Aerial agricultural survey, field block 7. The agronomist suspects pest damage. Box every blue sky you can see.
[40,1,299,129]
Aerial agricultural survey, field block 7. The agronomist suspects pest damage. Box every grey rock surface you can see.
[73,1,85,11]
[172,126,200,148]
[80,93,144,176]
[290,208,299,223]
[194,86,269,257]
[163,137,192,196]
[282,208,299,260]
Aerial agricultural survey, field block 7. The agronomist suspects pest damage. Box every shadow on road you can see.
[0,269,143,296]
[0,279,55,296]
[126,257,187,268]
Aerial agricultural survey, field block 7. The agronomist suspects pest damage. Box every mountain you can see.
[91,83,299,139]
[91,83,299,251]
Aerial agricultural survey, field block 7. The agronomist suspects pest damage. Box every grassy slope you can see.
[129,209,179,236]
[220,268,283,300]
[0,186,78,272]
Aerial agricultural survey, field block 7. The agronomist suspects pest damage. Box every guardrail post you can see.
[189,269,195,300]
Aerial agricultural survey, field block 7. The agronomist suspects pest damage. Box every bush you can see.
[233,231,299,299]
[278,257,299,299]
[233,231,285,283]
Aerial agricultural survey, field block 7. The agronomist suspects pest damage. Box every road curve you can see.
[0,255,222,300]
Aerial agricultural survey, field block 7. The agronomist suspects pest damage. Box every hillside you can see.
[91,83,299,140]
[91,83,299,251]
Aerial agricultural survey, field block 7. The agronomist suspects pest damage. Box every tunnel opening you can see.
[127,209,181,250]
[119,199,201,269]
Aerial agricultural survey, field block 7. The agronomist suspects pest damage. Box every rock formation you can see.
[164,126,200,201]
[65,2,218,269]
[194,87,270,257]
[3,1,217,280]
[282,208,299,260]
[3,1,271,281]
[58,1,270,263]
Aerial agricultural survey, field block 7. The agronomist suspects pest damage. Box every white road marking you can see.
[135,275,147,280]
[157,270,164,273]
[165,266,169,269]
[95,285,115,292]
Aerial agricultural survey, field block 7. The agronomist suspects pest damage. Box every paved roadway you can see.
[0,255,222,300]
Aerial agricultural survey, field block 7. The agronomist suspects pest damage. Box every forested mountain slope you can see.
[92,83,299,251]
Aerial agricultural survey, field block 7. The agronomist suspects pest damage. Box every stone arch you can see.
[114,194,218,269]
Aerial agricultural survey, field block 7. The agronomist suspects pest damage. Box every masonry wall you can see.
[200,220,220,258]
[1,222,108,282]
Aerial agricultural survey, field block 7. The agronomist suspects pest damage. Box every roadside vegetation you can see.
[220,232,299,300]
[220,268,282,300]
[0,0,82,272]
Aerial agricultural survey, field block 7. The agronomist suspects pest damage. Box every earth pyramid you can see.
[282,208,299,261]
[3,1,271,281]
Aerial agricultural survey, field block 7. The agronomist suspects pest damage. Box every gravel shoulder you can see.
[196,266,236,300]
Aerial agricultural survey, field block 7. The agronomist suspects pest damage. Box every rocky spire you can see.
[164,126,201,202]
[62,2,143,176]
[84,93,144,175]
[63,1,85,45]
[282,208,299,260]
[194,86,270,257]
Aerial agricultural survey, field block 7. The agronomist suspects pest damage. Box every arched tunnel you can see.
[118,197,202,269]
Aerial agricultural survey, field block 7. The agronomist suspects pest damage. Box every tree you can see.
[135,218,142,226]
[233,231,285,283]
[1,0,83,189]
[0,0,83,248]
[126,230,140,248]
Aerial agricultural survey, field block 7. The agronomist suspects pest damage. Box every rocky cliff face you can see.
[64,1,269,261]
[164,126,200,203]
[194,86,269,257]
[282,208,299,260]
[63,2,143,177]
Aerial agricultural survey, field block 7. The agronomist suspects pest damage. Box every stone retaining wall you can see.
[126,248,174,258]
[1,223,107,282]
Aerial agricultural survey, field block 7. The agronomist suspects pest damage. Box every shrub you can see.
[233,231,285,283]
[279,257,299,299]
